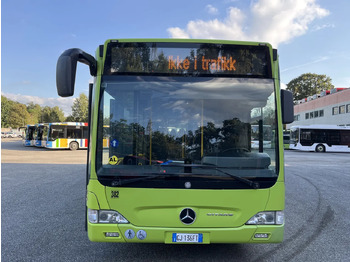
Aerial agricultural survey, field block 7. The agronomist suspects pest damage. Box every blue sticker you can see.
[111,139,119,148]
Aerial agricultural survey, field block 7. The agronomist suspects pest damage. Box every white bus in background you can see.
[290,125,350,152]
[20,125,36,146]
[46,122,88,150]
[34,123,49,147]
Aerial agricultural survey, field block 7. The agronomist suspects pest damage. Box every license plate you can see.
[172,233,203,243]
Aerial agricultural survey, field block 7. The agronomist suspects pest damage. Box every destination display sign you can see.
[104,42,272,78]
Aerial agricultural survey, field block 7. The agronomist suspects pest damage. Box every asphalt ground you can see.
[1,138,87,164]
[1,139,350,261]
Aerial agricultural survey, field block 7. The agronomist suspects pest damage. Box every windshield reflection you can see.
[97,76,277,183]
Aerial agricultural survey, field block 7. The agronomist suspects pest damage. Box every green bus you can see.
[56,39,293,244]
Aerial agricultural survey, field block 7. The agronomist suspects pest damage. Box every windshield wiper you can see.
[212,167,260,189]
[162,164,260,189]
[111,173,182,186]
[108,163,260,188]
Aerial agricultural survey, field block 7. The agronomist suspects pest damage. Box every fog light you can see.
[254,233,269,238]
[105,232,120,237]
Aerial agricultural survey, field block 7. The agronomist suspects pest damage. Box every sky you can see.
[2,0,350,116]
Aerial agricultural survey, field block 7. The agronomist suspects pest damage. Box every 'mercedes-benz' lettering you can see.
[207,213,233,216]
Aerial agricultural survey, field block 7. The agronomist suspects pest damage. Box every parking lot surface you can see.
[2,139,350,261]
[1,138,87,164]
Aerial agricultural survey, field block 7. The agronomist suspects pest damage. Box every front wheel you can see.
[315,144,325,152]
[69,141,79,151]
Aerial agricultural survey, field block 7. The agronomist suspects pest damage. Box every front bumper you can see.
[88,223,284,244]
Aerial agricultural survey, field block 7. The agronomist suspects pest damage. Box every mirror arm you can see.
[62,48,97,76]
[56,49,97,97]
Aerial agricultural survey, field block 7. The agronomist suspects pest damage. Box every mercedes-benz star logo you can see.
[179,208,196,225]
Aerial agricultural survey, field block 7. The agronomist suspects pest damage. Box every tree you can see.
[39,106,65,123]
[49,106,65,122]
[41,106,52,123]
[1,95,15,127]
[27,102,42,124]
[286,73,334,101]
[70,93,88,122]
[7,103,30,128]
[1,95,67,127]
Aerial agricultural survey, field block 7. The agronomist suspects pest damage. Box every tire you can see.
[315,144,325,152]
[69,141,79,151]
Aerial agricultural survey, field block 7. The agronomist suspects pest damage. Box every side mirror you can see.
[281,89,294,124]
[56,48,97,97]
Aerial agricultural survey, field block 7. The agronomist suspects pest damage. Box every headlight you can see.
[246,211,284,225]
[88,209,129,224]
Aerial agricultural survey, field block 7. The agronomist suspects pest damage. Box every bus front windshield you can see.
[290,128,299,144]
[26,127,35,140]
[97,76,278,189]
[36,126,48,141]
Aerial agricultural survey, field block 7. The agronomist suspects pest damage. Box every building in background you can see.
[288,88,350,128]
